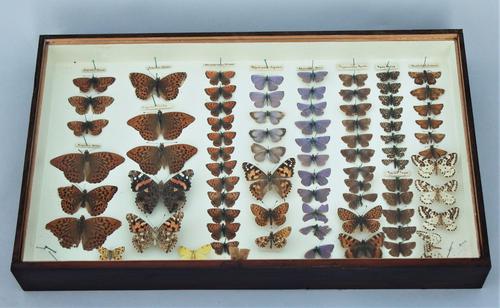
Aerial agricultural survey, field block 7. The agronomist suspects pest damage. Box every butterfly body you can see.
[242,158,295,201]
[130,72,187,100]
[338,232,385,258]
[57,185,117,216]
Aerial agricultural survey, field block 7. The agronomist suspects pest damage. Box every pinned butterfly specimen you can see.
[410,85,445,101]
[343,166,375,180]
[338,73,368,87]
[295,136,330,153]
[302,203,328,223]
[408,70,441,85]
[384,241,416,257]
[242,158,295,201]
[207,131,237,146]
[411,152,457,178]
[379,95,403,106]
[298,70,328,83]
[178,244,213,260]
[206,176,240,192]
[382,146,407,158]
[338,205,382,233]
[382,208,414,225]
[46,215,121,251]
[250,202,289,226]
[382,158,409,170]
[251,143,286,163]
[414,132,446,144]
[73,76,115,93]
[415,179,458,205]
[415,117,443,129]
[341,134,373,148]
[377,82,401,94]
[339,103,372,116]
[211,241,239,255]
[204,85,237,100]
[298,168,331,186]
[68,96,114,114]
[229,246,250,260]
[66,118,102,139]
[419,146,447,159]
[255,226,292,249]
[204,101,236,116]
[207,115,234,131]
[295,119,331,135]
[98,246,125,261]
[129,169,194,214]
[382,177,412,192]
[343,193,378,209]
[379,107,403,119]
[127,143,197,175]
[376,71,400,82]
[413,102,444,116]
[416,230,443,258]
[298,86,326,100]
[339,88,371,102]
[299,224,331,240]
[249,91,284,108]
[207,222,240,240]
[207,191,240,207]
[382,191,413,206]
[127,111,195,141]
[251,75,284,91]
[207,146,234,161]
[249,110,285,125]
[50,151,124,183]
[296,101,327,117]
[298,188,331,203]
[338,232,385,258]
[382,226,416,241]
[57,185,117,216]
[344,179,371,193]
[297,154,329,167]
[249,128,286,143]
[381,133,405,144]
[207,208,241,223]
[205,160,237,176]
[380,121,403,132]
[205,70,235,85]
[342,118,371,132]
[340,148,375,163]
[126,212,183,253]
[304,244,334,259]
[418,206,460,231]
[129,72,187,100]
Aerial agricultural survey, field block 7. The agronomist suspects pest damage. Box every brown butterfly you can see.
[408,70,441,85]
[382,208,414,225]
[127,143,197,175]
[380,121,403,132]
[57,185,117,216]
[129,72,187,100]
[211,241,239,255]
[255,226,292,249]
[419,146,447,159]
[68,96,114,114]
[341,134,373,148]
[410,85,445,100]
[229,246,250,260]
[382,177,413,192]
[382,158,409,170]
[207,146,234,161]
[382,191,414,206]
[338,74,368,87]
[206,222,240,240]
[415,117,443,129]
[206,176,240,192]
[413,102,444,116]
[205,85,237,101]
[376,71,400,82]
[339,88,371,101]
[343,166,375,180]
[206,160,237,176]
[340,148,375,163]
[67,119,108,136]
[204,101,237,116]
[384,241,416,257]
[207,191,240,207]
[342,118,371,131]
[415,132,446,144]
[379,95,403,106]
[46,215,121,250]
[242,158,295,201]
[338,232,385,258]
[207,208,241,223]
[207,131,237,146]
[207,115,234,131]
[344,179,371,193]
[339,103,372,116]
[127,111,195,141]
[382,146,407,158]
[380,107,403,119]
[383,226,416,241]
[377,82,401,94]
[381,133,405,144]
[73,76,115,93]
[337,205,382,233]
[250,202,289,226]
[343,193,378,209]
[205,71,235,85]
[50,151,124,183]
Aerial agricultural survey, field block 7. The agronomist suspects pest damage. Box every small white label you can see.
[82,67,106,73]
[337,63,368,71]
[141,104,173,111]
[250,64,283,71]
[375,63,399,71]
[147,65,172,70]
[297,65,324,71]
[75,143,101,149]
[384,170,411,178]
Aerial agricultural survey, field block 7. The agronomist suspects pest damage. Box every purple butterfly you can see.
[249,91,284,108]
[295,136,330,153]
[298,86,326,100]
[297,102,327,117]
[302,203,329,223]
[299,224,331,240]
[298,168,331,186]
[249,128,286,143]
[297,71,328,83]
[250,110,285,124]
[304,244,334,259]
[251,75,284,91]
[295,119,331,135]
[297,154,329,167]
[297,188,331,203]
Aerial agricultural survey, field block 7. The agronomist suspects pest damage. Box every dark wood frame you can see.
[11,29,490,290]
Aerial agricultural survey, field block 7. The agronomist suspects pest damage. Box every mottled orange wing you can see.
[46,217,81,248]
[127,113,160,141]
[67,120,108,136]
[158,72,187,100]
[410,86,445,100]
[129,73,156,100]
[419,146,447,159]
[127,111,194,141]
[58,185,85,215]
[205,71,235,85]
[87,152,124,183]
[164,144,198,174]
[81,216,121,250]
[94,77,115,92]
[50,153,86,183]
[73,78,92,92]
[414,132,446,144]
[413,103,444,116]
[85,186,118,216]
[59,185,118,216]
[127,145,162,175]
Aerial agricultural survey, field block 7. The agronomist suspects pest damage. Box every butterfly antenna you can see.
[48,251,58,261]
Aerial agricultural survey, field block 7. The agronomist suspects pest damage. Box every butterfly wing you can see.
[126,213,155,252]
[164,144,198,174]
[242,162,269,201]
[92,77,115,92]
[442,207,460,231]
[50,153,86,183]
[87,152,124,183]
[338,233,360,258]
[81,216,121,251]
[162,112,195,140]
[129,73,155,99]
[127,113,161,141]
[68,96,90,114]
[438,180,458,205]
[58,185,84,215]
[271,226,292,248]
[157,211,184,253]
[85,185,118,216]
[337,208,359,233]
[415,180,436,205]
[271,158,295,198]
[362,205,382,233]
[72,78,92,92]
[418,206,440,231]
[437,153,458,177]
[271,202,289,226]
[46,217,81,248]
[158,72,187,100]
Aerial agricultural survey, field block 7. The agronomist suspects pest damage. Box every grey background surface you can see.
[0,0,498,307]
